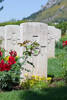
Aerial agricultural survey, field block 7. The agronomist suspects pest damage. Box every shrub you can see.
[0,41,40,91]
[55,22,67,35]
[0,49,21,90]
[20,74,52,89]
[0,73,13,90]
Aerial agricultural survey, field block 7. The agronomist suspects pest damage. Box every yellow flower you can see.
[16,56,19,58]
[32,75,35,79]
[35,76,39,80]
[40,76,46,81]
[24,73,28,77]
[30,80,34,87]
[31,75,46,81]
[4,56,9,61]
[47,77,52,81]
[38,76,42,81]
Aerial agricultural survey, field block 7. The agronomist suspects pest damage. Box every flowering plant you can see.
[63,41,67,47]
[20,74,51,89]
[0,49,20,90]
[0,49,17,72]
[0,40,40,91]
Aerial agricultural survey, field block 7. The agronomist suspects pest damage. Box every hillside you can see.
[24,0,67,23]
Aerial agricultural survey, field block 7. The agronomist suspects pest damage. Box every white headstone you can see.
[0,27,5,48]
[48,26,61,58]
[54,27,61,42]
[48,26,61,41]
[20,22,48,79]
[48,26,55,58]
[4,25,22,56]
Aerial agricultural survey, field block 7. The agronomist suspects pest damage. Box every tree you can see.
[0,0,4,11]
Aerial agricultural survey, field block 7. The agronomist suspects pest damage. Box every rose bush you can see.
[0,49,21,90]
[0,41,40,91]
[0,49,17,72]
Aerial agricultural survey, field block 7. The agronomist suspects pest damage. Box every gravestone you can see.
[4,25,22,56]
[54,27,61,42]
[48,26,56,58]
[48,26,61,58]
[48,26,61,42]
[0,27,5,48]
[20,22,48,79]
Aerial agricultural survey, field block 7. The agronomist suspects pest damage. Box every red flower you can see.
[1,59,4,64]
[0,59,5,71]
[4,63,11,71]
[8,56,16,66]
[0,59,11,71]
[63,41,67,47]
[0,51,2,57]
[9,50,17,57]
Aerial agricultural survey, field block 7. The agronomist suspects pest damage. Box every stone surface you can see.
[20,22,48,79]
[0,23,61,81]
[0,27,5,48]
[4,25,23,56]
[48,26,61,58]
[48,26,61,41]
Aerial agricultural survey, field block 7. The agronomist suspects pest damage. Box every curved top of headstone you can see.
[48,25,61,41]
[48,25,61,32]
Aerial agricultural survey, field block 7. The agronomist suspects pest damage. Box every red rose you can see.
[9,50,17,57]
[4,63,11,71]
[65,41,67,45]
[8,56,16,66]
[0,59,5,71]
[0,59,11,71]
[63,41,67,47]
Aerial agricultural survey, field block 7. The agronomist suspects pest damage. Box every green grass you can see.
[60,35,67,41]
[48,47,67,78]
[51,81,65,87]
[0,86,67,100]
[48,34,67,78]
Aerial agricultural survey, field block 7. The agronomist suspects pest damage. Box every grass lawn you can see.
[0,86,67,100]
[48,34,67,78]
[48,48,67,78]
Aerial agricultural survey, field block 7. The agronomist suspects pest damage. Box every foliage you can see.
[55,22,67,35]
[48,46,67,78]
[0,41,40,91]
[64,70,67,84]
[20,74,51,89]
[18,40,40,69]
[48,34,67,78]
[51,81,65,87]
[60,35,67,42]
[0,20,27,26]
[0,49,21,90]
[55,41,63,49]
